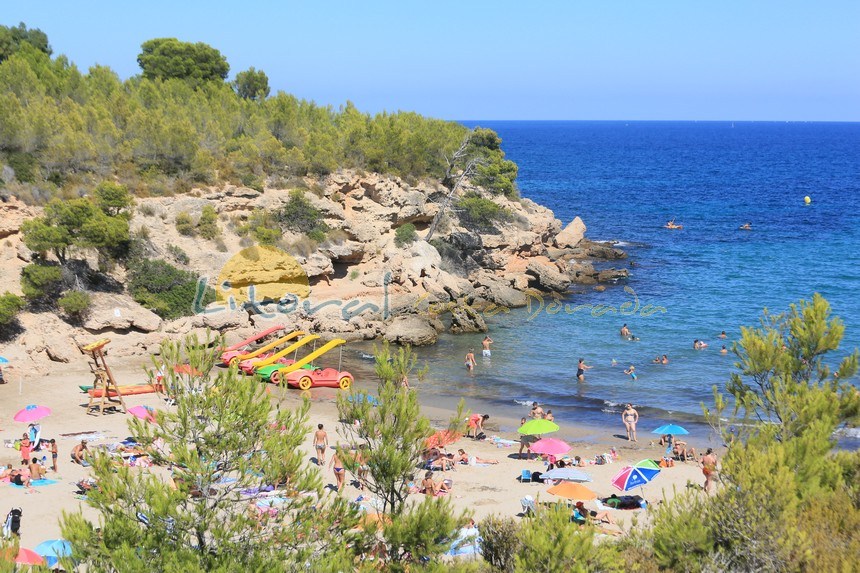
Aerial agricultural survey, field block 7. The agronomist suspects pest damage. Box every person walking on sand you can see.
[576,358,592,382]
[465,349,477,371]
[701,448,718,494]
[329,451,345,492]
[313,424,329,466]
[518,417,532,460]
[622,403,639,442]
[482,336,494,358]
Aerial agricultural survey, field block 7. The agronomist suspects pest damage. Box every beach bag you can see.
[4,508,22,537]
[475,432,486,441]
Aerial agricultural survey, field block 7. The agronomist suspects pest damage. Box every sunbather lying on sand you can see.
[455,449,499,465]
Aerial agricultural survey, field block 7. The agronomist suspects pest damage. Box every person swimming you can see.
[739,223,752,230]
[664,219,683,229]
[624,365,637,380]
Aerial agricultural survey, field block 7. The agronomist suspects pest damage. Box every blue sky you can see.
[3,1,858,120]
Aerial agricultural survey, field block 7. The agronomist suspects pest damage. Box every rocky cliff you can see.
[0,171,628,370]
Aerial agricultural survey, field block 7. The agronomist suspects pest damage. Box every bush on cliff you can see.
[20,262,63,302]
[457,193,511,229]
[0,292,25,326]
[128,258,213,319]
[58,290,92,322]
[277,190,328,238]
[394,223,417,247]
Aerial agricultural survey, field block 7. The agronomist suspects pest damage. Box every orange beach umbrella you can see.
[546,482,597,501]
[425,430,462,449]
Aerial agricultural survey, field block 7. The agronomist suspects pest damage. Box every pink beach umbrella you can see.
[128,405,156,423]
[528,438,572,457]
[3,547,46,566]
[13,404,52,423]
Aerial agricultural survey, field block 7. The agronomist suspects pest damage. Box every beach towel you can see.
[490,436,517,447]
[9,479,58,488]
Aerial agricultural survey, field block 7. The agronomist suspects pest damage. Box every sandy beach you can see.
[0,351,716,549]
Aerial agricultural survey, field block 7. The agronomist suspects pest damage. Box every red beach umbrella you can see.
[425,430,462,449]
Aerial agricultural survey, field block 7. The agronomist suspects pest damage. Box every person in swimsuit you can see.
[661,354,669,364]
[481,336,493,358]
[624,365,637,380]
[701,448,718,494]
[718,331,727,339]
[467,414,489,438]
[544,410,554,422]
[465,350,477,371]
[622,403,639,442]
[19,434,31,463]
[455,448,498,465]
[530,402,544,419]
[50,439,58,472]
[313,424,328,466]
[518,417,532,460]
[329,451,345,492]
[576,358,592,382]
[620,324,630,338]
[720,345,728,355]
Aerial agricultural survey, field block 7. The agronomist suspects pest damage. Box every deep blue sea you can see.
[403,121,860,445]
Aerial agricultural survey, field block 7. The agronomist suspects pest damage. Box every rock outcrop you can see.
[555,217,586,249]
[82,293,163,333]
[383,315,439,346]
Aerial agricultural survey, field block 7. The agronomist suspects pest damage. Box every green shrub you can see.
[175,211,196,236]
[0,292,25,325]
[128,259,213,319]
[135,225,151,240]
[21,263,63,301]
[394,223,417,247]
[306,229,326,243]
[238,236,254,248]
[479,516,521,573]
[166,244,190,265]
[6,152,37,183]
[215,237,228,252]
[457,193,511,228]
[197,205,221,240]
[277,190,328,235]
[58,290,92,321]
[349,270,359,281]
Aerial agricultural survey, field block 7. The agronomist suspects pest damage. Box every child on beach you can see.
[50,439,58,472]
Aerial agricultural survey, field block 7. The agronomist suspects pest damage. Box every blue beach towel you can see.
[10,478,59,488]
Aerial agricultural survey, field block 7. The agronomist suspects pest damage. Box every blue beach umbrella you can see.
[0,356,9,365]
[34,539,72,568]
[652,423,689,435]
[347,393,379,406]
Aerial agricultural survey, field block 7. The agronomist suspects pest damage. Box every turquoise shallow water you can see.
[399,121,860,443]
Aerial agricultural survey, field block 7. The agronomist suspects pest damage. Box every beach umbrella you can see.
[2,547,46,566]
[652,423,689,435]
[528,438,571,456]
[517,419,560,436]
[611,463,661,492]
[542,467,592,482]
[426,430,462,449]
[128,405,157,423]
[13,404,52,423]
[546,481,597,500]
[34,539,72,568]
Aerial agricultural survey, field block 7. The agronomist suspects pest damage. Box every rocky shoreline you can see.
[0,171,629,371]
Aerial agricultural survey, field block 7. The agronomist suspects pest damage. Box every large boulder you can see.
[300,252,334,278]
[383,315,438,346]
[320,240,365,263]
[82,293,163,333]
[555,217,586,249]
[526,260,571,292]
[473,272,529,308]
[449,304,488,334]
[191,308,250,331]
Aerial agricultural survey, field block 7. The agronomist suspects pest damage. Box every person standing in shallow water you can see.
[481,336,493,357]
[622,403,639,442]
[576,358,592,382]
[465,349,477,371]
